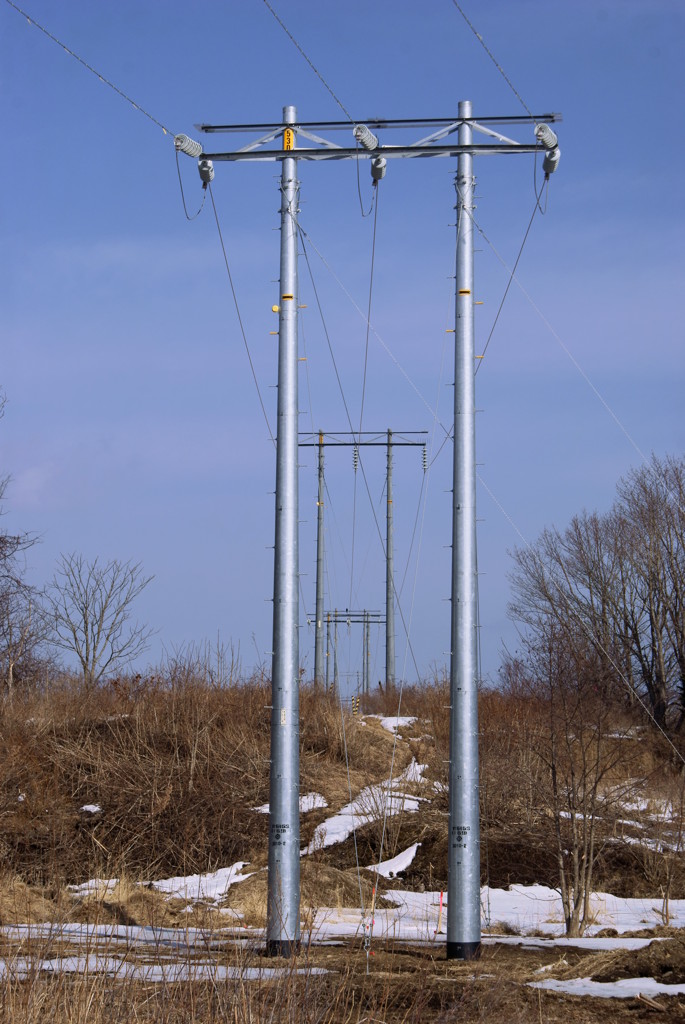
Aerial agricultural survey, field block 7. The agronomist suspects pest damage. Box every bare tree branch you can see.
[46,553,154,687]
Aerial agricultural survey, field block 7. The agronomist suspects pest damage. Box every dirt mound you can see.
[588,935,685,985]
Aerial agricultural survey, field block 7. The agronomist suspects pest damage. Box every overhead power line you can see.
[207,184,275,446]
[468,208,650,467]
[260,0,353,122]
[4,0,175,137]
[474,183,543,374]
[450,0,535,120]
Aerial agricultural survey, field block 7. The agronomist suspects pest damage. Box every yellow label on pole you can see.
[283,128,294,151]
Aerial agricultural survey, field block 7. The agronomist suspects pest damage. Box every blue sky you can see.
[2,0,684,689]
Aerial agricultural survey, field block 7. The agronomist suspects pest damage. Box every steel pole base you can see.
[446,941,481,961]
[266,939,301,958]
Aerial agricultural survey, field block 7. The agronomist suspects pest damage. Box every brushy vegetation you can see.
[1,667,684,1022]
[7,930,677,1024]
[0,669,683,902]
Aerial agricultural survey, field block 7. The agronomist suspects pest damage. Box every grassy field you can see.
[0,671,684,1020]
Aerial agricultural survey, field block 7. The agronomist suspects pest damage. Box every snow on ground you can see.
[306,884,685,942]
[254,792,328,815]
[367,842,421,878]
[20,743,684,999]
[302,761,426,854]
[300,792,329,812]
[531,977,685,1000]
[68,878,118,898]
[69,862,253,903]
[7,887,685,949]
[3,884,685,995]
[367,716,418,734]
[148,862,253,901]
[397,761,428,784]
[614,833,680,853]
[0,923,244,950]
[479,884,685,935]
[0,956,326,982]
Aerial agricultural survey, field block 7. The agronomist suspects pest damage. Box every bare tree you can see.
[0,392,43,696]
[47,553,154,687]
[614,456,685,733]
[503,628,631,936]
[0,587,48,696]
[509,454,685,741]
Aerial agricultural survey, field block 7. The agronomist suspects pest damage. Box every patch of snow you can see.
[397,761,428,785]
[149,862,253,901]
[0,923,248,950]
[620,797,651,813]
[300,792,328,813]
[369,716,418,734]
[610,834,679,853]
[254,793,328,815]
[531,976,685,999]
[480,885,685,935]
[302,759,425,855]
[367,843,421,878]
[0,956,326,982]
[69,878,118,898]
[493,935,664,952]
[80,804,102,814]
[69,863,253,904]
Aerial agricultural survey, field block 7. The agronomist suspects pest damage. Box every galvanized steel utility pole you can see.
[333,615,339,691]
[176,104,560,961]
[314,431,325,688]
[384,429,427,691]
[447,100,480,960]
[268,104,300,955]
[385,430,395,691]
[364,610,371,694]
[302,430,426,692]
[321,608,384,697]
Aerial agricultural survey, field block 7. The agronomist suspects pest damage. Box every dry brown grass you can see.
[0,875,58,926]
[2,932,683,1024]
[1,672,685,1023]
[1,671,683,906]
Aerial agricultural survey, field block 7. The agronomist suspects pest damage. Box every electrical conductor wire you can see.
[450,0,535,120]
[349,189,381,608]
[208,184,276,446]
[468,209,650,466]
[261,0,353,122]
[473,182,543,374]
[4,0,175,137]
[175,152,207,220]
[298,225,428,689]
